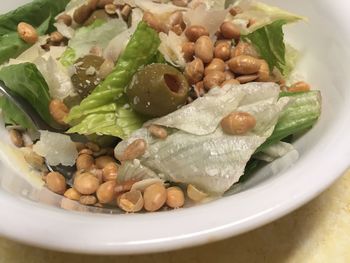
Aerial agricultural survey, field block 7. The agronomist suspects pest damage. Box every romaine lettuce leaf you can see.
[115,82,291,194]
[243,19,287,74]
[0,0,70,35]
[0,97,33,129]
[0,0,70,64]
[0,63,56,128]
[66,22,161,138]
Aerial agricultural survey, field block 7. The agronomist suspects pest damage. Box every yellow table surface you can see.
[1,170,350,263]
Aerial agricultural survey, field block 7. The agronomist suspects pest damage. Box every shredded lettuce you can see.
[66,22,161,138]
[115,83,290,194]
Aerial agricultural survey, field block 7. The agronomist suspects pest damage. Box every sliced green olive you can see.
[71,55,104,99]
[126,64,189,117]
[84,10,112,26]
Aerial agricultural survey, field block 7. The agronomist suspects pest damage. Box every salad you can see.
[0,0,321,213]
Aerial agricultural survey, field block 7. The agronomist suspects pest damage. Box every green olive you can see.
[71,55,105,99]
[84,10,112,26]
[126,64,189,117]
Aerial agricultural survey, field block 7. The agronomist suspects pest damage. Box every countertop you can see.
[1,170,350,263]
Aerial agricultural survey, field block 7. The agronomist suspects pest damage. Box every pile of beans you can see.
[7,132,212,212]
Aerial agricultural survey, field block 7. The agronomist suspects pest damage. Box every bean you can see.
[214,42,231,61]
[220,21,240,40]
[194,36,214,64]
[166,186,185,208]
[102,162,118,181]
[96,180,117,204]
[23,149,44,170]
[9,129,23,148]
[74,172,100,195]
[17,22,38,44]
[257,60,270,82]
[232,41,259,58]
[148,125,168,139]
[49,99,69,126]
[118,190,144,212]
[143,12,163,32]
[224,70,235,80]
[166,11,183,30]
[119,139,147,161]
[221,112,256,135]
[182,42,195,62]
[46,172,66,195]
[104,4,117,15]
[64,188,81,201]
[236,74,258,84]
[115,180,138,194]
[143,183,167,212]
[185,25,209,42]
[204,58,226,76]
[79,195,97,205]
[50,31,64,43]
[221,78,240,87]
[203,71,226,90]
[75,142,86,152]
[95,155,115,169]
[76,153,94,171]
[86,142,100,152]
[288,81,311,93]
[229,6,243,16]
[187,184,208,202]
[56,14,72,26]
[171,24,183,35]
[184,58,204,84]
[79,148,93,155]
[88,167,103,183]
[172,0,188,7]
[194,81,205,97]
[121,5,132,21]
[73,3,94,24]
[227,55,261,75]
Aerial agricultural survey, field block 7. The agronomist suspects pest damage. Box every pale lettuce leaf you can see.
[115,82,290,194]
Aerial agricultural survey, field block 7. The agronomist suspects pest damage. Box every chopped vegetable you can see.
[243,19,287,74]
[0,0,70,64]
[258,91,322,151]
[115,83,290,194]
[0,63,56,128]
[66,22,161,138]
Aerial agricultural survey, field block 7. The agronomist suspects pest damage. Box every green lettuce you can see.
[0,0,70,64]
[0,63,56,128]
[243,19,287,74]
[66,22,161,138]
[0,97,33,129]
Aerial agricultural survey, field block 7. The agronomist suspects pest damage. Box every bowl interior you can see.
[0,0,349,254]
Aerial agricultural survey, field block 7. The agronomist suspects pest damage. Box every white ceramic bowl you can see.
[0,0,349,255]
